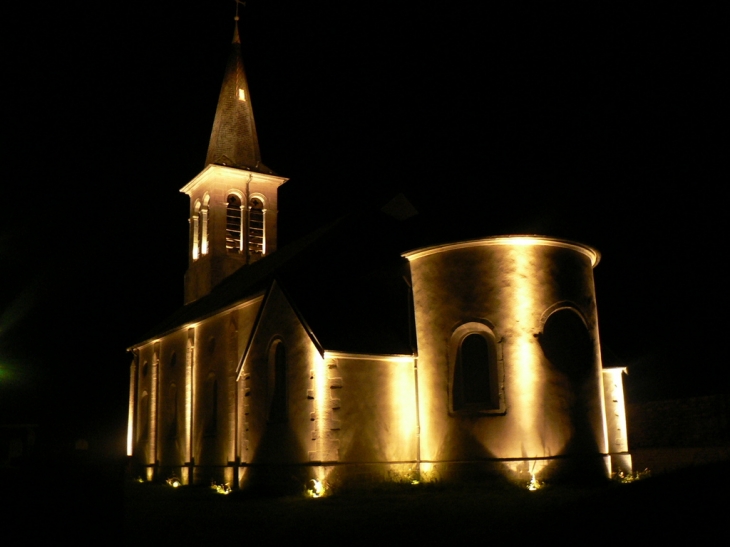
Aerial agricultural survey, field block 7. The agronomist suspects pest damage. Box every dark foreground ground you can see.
[126,463,728,545]
[2,461,727,545]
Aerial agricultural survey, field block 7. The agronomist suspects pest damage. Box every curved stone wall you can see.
[405,236,608,482]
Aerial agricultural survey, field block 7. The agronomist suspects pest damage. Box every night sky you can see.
[1,2,725,454]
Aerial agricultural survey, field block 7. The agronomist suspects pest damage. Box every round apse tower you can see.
[404,236,609,483]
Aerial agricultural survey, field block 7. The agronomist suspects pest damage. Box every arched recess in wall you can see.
[226,191,243,253]
[248,194,265,258]
[538,306,594,381]
[267,338,287,423]
[449,322,505,415]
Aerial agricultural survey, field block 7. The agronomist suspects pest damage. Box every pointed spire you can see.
[232,19,240,44]
[205,15,272,173]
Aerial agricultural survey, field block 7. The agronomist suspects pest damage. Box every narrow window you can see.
[268,340,287,423]
[201,196,210,256]
[248,197,265,258]
[454,334,493,409]
[226,194,242,253]
[139,392,150,441]
[450,323,504,414]
[192,202,201,261]
[204,374,218,437]
[168,383,178,440]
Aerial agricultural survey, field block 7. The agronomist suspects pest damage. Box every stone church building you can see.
[127,21,631,490]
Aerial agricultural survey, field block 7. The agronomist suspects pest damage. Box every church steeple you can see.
[181,13,287,304]
[205,18,272,174]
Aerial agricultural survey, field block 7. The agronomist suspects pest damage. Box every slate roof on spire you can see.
[205,20,274,174]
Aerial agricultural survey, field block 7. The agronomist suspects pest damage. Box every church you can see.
[127,19,631,491]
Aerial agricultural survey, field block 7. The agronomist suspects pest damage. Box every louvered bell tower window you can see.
[226,195,242,253]
[248,197,265,257]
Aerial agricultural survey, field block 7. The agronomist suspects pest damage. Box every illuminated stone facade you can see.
[127,22,631,489]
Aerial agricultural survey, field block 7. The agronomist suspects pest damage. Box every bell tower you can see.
[181,15,287,304]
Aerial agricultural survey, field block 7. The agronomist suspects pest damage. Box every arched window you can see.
[192,201,201,261]
[455,334,492,408]
[226,194,243,253]
[268,339,287,423]
[248,197,265,258]
[450,323,504,414]
[201,195,210,256]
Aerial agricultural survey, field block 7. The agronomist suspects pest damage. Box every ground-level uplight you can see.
[527,473,543,491]
[307,479,325,498]
[210,481,231,494]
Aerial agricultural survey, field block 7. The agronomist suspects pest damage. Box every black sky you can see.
[1,2,725,450]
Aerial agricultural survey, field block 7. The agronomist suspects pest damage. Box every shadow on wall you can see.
[538,308,604,482]
[242,421,310,495]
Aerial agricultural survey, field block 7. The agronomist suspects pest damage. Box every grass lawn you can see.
[124,461,727,545]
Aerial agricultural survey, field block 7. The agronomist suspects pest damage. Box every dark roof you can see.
[132,206,420,356]
[204,21,273,174]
